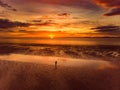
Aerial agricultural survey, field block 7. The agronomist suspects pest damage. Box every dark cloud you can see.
[19,30,28,32]
[19,30,39,32]
[32,20,57,26]
[18,30,35,33]
[22,19,57,27]
[58,13,70,17]
[31,20,42,23]
[104,8,120,16]
[95,0,120,16]
[0,19,30,29]
[79,20,98,25]
[0,0,17,11]
[92,25,120,33]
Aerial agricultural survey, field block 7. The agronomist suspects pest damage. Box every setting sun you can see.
[49,34,55,39]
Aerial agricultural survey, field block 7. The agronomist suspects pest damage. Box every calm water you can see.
[0,38,120,45]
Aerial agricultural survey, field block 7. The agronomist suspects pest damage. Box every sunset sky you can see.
[0,0,120,38]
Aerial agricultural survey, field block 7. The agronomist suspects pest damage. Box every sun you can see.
[48,34,55,39]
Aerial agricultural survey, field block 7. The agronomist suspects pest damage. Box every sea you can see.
[0,37,120,45]
[0,38,120,60]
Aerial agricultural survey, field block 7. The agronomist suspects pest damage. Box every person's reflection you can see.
[55,61,57,70]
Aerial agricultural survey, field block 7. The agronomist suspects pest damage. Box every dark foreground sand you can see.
[0,60,120,90]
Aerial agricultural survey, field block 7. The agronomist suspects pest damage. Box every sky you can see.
[0,0,120,38]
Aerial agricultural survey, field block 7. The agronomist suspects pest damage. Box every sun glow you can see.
[49,34,55,39]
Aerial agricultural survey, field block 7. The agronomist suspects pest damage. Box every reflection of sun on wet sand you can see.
[0,54,120,90]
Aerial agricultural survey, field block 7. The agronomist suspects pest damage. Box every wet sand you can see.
[0,56,120,90]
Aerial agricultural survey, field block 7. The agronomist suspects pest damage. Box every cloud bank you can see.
[95,0,120,16]
[0,0,17,11]
[0,19,30,29]
[92,25,120,33]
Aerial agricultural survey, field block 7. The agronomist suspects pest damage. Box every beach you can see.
[0,54,120,90]
[0,43,120,90]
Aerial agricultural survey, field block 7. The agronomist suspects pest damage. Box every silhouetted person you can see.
[55,61,57,70]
